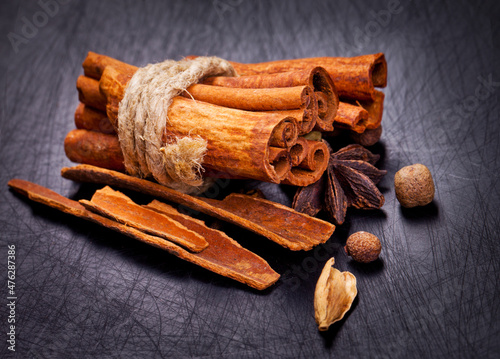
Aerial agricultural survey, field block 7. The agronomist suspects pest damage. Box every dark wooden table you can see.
[1,1,499,357]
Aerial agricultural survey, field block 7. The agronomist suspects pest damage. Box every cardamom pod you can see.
[314,258,357,331]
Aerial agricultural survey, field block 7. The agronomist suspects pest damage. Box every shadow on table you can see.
[399,201,439,222]
[319,295,359,347]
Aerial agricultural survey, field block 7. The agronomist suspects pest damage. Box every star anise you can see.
[293,144,387,225]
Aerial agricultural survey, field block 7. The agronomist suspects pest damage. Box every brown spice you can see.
[227,53,387,101]
[345,231,381,263]
[61,165,336,251]
[80,186,209,252]
[74,103,115,134]
[394,164,435,208]
[294,144,386,225]
[7,179,280,290]
[314,257,357,331]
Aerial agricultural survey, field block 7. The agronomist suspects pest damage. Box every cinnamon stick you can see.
[268,148,290,167]
[344,89,385,130]
[76,75,106,111]
[227,53,387,100]
[334,102,369,133]
[61,164,336,251]
[268,109,316,135]
[99,65,298,183]
[183,84,315,112]
[74,103,115,134]
[80,186,209,252]
[8,179,279,290]
[282,140,330,187]
[203,67,338,132]
[83,51,136,79]
[289,137,309,166]
[64,129,125,172]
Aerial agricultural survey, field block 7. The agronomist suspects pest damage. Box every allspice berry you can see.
[345,231,381,263]
[394,164,435,208]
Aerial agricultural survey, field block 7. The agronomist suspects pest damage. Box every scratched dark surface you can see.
[1,0,499,358]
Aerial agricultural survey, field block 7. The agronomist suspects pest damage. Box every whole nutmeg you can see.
[394,164,435,208]
[345,231,381,263]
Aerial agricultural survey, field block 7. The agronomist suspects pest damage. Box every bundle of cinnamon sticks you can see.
[65,52,386,189]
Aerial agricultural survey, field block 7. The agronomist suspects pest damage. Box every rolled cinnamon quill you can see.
[289,137,309,166]
[334,102,370,133]
[64,129,125,172]
[344,89,385,130]
[183,84,315,112]
[203,67,338,132]
[83,51,136,79]
[227,53,387,101]
[282,140,330,186]
[76,75,107,111]
[81,52,329,135]
[98,65,298,183]
[74,103,115,134]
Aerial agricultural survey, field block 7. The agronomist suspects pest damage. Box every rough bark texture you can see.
[61,165,336,251]
[80,186,209,252]
[74,103,115,134]
[7,179,279,290]
[64,129,125,172]
[228,53,387,100]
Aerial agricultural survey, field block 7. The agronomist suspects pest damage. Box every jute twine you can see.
[117,56,236,194]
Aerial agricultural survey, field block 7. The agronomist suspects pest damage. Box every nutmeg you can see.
[394,164,435,208]
[345,231,381,263]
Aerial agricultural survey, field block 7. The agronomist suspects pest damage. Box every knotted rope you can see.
[117,56,236,194]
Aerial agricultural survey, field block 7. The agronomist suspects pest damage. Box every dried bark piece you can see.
[200,193,335,251]
[314,258,357,331]
[61,165,335,251]
[79,186,208,252]
[8,179,279,290]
